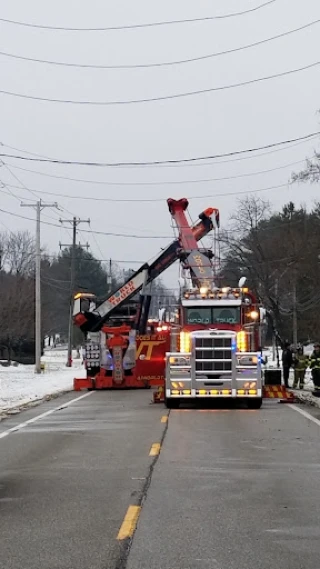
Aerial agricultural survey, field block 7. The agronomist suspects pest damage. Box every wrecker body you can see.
[73,197,263,408]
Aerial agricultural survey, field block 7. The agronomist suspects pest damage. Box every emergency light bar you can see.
[182,287,248,300]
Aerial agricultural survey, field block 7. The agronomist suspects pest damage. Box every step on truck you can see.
[165,329,263,409]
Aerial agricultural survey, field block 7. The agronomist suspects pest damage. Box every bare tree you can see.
[292,151,320,184]
[5,231,35,275]
[0,232,7,270]
[222,195,320,342]
[221,196,276,307]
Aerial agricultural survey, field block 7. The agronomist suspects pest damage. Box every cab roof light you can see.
[199,286,208,295]
[74,292,95,300]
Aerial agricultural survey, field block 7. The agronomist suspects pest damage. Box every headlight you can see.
[237,331,247,352]
[180,331,191,353]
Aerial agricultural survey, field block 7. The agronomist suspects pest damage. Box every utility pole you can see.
[292,275,298,347]
[59,217,90,367]
[272,279,278,362]
[21,200,58,374]
[109,258,112,293]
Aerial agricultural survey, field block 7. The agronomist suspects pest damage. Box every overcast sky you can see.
[1,0,319,292]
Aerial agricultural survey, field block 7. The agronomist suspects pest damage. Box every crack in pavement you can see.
[114,411,170,569]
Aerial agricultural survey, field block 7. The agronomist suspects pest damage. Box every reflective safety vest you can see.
[294,354,309,371]
[309,352,320,370]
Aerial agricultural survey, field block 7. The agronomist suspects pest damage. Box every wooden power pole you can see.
[60,217,90,367]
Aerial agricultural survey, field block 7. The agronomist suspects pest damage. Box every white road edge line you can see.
[0,391,94,440]
[288,404,320,427]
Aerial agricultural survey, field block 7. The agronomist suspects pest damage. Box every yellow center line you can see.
[149,442,161,456]
[117,505,141,540]
[161,415,168,423]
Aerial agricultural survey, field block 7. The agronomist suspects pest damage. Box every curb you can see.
[0,389,71,422]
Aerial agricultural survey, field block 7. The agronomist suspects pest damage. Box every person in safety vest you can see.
[309,343,320,391]
[292,345,308,389]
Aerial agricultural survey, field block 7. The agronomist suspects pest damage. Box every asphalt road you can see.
[127,401,320,569]
[0,390,167,569]
[2,394,320,569]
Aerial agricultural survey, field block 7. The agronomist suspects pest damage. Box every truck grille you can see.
[194,336,232,373]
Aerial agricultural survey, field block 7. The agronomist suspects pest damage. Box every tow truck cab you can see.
[163,286,263,409]
[178,286,261,353]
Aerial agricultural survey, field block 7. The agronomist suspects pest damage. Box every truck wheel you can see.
[165,398,180,409]
[247,398,262,409]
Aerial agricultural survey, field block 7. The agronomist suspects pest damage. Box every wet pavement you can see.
[0,390,166,569]
[1,395,320,569]
[127,401,320,569]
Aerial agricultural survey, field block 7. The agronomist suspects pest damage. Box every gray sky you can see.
[1,0,320,291]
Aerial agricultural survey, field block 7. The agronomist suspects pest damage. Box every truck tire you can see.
[247,398,262,409]
[165,398,180,409]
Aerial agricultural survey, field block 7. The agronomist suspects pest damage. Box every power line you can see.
[44,252,313,268]
[0,157,306,188]
[88,223,105,258]
[1,163,66,223]
[0,185,313,238]
[1,60,319,105]
[0,180,291,202]
[0,1,276,31]
[2,135,317,171]
[0,175,63,225]
[0,206,173,238]
[1,18,318,69]
[2,163,83,241]
[0,131,318,167]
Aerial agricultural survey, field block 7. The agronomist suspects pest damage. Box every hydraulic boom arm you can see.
[167,198,218,290]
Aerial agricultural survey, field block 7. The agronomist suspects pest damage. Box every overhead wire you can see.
[0,2,277,31]
[1,61,319,105]
[0,179,293,202]
[2,163,85,245]
[1,183,316,240]
[0,206,173,238]
[3,165,74,238]
[2,199,315,242]
[0,157,307,187]
[1,18,318,69]
[2,135,318,170]
[0,131,318,167]
[0,176,84,260]
[88,223,105,259]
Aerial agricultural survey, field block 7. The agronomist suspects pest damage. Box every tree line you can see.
[221,195,320,345]
[220,150,320,345]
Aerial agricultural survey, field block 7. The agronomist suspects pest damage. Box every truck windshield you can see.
[186,306,240,325]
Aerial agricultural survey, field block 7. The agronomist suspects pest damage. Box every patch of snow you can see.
[0,349,85,413]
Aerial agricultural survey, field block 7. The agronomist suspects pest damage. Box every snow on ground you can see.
[0,349,85,413]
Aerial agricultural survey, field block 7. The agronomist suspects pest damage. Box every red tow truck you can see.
[73,197,262,406]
